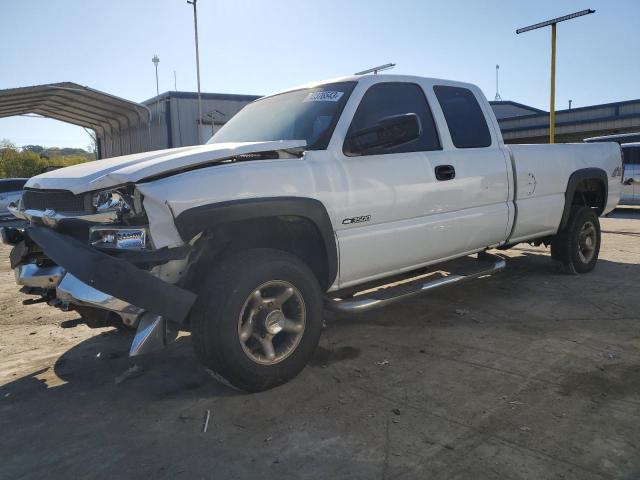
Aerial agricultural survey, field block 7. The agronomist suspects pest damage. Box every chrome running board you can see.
[324,252,506,313]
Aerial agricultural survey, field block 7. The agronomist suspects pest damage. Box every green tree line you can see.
[0,140,95,178]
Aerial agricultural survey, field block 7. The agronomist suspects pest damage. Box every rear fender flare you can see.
[559,167,608,230]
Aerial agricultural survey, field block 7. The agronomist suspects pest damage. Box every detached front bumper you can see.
[6,225,197,355]
[17,225,196,322]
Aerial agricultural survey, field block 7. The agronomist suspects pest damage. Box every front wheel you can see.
[551,206,601,274]
[190,248,324,392]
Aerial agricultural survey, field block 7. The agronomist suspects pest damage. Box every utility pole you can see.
[152,54,160,126]
[187,0,203,143]
[568,99,572,110]
[494,64,502,101]
[174,70,178,91]
[516,9,595,144]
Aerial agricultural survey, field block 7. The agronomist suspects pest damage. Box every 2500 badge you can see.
[342,215,371,225]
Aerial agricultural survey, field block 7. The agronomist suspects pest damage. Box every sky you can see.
[1,0,638,149]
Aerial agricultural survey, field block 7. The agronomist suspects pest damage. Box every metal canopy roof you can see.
[0,82,150,138]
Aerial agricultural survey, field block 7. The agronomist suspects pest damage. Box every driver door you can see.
[332,81,446,287]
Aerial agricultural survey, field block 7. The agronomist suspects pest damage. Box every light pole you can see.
[516,9,595,144]
[187,0,203,143]
[494,64,502,101]
[152,54,160,126]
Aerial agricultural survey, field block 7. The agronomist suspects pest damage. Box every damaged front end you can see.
[3,185,196,356]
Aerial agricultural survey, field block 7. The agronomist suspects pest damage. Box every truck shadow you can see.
[1,246,637,417]
[325,250,640,329]
[0,328,240,408]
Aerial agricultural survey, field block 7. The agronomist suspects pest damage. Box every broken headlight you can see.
[92,188,132,214]
[89,226,148,250]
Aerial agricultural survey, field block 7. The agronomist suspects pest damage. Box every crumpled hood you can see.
[25,140,307,195]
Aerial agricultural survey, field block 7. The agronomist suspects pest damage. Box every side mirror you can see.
[346,113,421,155]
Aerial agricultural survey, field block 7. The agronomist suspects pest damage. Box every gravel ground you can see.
[1,209,639,479]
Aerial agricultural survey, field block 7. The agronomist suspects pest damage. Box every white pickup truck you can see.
[4,74,622,391]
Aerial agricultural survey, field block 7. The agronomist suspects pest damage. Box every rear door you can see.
[429,84,512,250]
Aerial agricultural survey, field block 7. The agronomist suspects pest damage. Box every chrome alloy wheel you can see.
[237,280,306,365]
[577,220,597,264]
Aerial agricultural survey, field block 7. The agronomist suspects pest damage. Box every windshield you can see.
[207,81,356,150]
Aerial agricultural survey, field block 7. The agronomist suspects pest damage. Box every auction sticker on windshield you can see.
[304,91,344,102]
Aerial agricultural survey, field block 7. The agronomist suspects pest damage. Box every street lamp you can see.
[152,54,160,126]
[516,9,595,143]
[187,0,203,143]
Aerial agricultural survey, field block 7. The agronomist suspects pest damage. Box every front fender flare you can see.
[174,197,338,288]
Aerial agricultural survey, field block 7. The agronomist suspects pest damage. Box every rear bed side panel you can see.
[505,144,570,242]
[506,142,622,243]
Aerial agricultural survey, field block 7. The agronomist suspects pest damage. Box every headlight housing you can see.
[92,189,132,215]
[89,226,148,250]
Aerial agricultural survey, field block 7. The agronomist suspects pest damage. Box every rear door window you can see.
[433,85,492,148]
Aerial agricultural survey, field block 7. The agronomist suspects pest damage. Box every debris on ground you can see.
[376,360,390,366]
[455,309,469,316]
[202,409,211,433]
[392,408,401,415]
[114,365,144,385]
[265,435,273,443]
[179,415,191,423]
[519,425,532,432]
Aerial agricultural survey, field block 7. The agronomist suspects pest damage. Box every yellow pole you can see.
[549,23,556,144]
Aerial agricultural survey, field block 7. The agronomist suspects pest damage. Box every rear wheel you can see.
[190,248,323,392]
[551,206,601,274]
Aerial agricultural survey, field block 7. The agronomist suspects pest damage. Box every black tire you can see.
[190,248,324,392]
[551,206,601,274]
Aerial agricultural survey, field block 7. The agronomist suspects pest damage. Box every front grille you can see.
[22,189,92,213]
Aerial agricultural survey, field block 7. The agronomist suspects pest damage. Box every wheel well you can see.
[183,216,330,292]
[571,178,606,215]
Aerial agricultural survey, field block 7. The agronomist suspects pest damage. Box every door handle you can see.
[435,165,455,181]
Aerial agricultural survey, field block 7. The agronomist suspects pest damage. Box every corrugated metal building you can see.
[143,91,261,152]
[490,99,640,143]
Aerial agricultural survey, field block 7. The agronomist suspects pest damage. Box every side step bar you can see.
[324,252,506,313]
